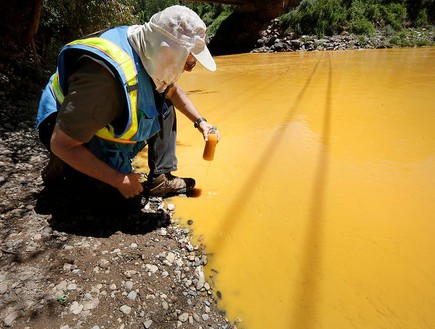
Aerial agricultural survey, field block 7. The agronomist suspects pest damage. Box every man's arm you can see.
[50,125,143,198]
[166,83,220,141]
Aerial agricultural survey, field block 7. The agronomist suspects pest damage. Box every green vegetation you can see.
[40,0,232,41]
[37,0,233,65]
[280,0,435,37]
[39,0,136,63]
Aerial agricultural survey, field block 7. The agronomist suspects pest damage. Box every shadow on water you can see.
[289,53,333,329]
[207,52,333,328]
[210,52,324,245]
[34,178,169,238]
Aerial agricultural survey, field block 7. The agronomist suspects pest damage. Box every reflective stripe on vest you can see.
[51,72,64,104]
[51,37,139,144]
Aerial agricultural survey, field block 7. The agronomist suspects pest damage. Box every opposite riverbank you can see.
[252,18,435,53]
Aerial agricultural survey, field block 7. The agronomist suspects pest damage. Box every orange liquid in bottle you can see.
[203,133,218,161]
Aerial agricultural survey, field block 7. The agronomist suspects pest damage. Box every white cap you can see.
[149,5,216,71]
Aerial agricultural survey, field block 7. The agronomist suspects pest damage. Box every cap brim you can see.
[192,45,216,72]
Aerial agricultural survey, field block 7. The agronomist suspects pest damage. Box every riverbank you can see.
[0,76,232,328]
[252,18,435,53]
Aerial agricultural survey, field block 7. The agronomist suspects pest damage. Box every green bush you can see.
[349,0,376,34]
[414,8,429,27]
[350,18,376,34]
[280,0,347,36]
[41,0,136,41]
[207,10,233,37]
[39,0,136,66]
[133,0,178,22]
[280,0,432,36]
[382,2,407,30]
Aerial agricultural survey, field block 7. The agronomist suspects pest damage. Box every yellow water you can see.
[142,48,435,329]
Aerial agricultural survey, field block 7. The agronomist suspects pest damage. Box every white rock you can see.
[120,305,131,315]
[175,259,183,267]
[167,204,175,211]
[98,259,110,268]
[55,281,68,291]
[145,264,158,274]
[125,281,133,290]
[178,312,189,322]
[127,291,137,301]
[165,252,175,264]
[83,298,99,311]
[3,309,19,326]
[0,281,8,294]
[193,313,200,322]
[67,283,77,290]
[143,319,153,328]
[70,301,83,315]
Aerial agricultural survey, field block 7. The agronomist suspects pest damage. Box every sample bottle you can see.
[203,128,218,161]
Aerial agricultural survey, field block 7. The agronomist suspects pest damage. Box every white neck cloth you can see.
[128,23,187,93]
[127,5,216,93]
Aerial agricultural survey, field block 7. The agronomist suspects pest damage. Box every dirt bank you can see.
[0,68,233,329]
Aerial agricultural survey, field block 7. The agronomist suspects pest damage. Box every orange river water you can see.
[136,48,435,329]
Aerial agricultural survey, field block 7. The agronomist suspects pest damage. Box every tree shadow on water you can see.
[34,179,170,238]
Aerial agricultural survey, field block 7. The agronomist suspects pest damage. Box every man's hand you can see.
[198,121,220,142]
[51,125,144,199]
[116,173,144,199]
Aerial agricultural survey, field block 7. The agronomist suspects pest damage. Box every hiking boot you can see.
[41,155,65,185]
[147,173,195,197]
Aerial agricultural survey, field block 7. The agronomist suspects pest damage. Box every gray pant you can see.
[147,105,178,178]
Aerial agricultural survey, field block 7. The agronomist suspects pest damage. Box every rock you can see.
[67,283,77,290]
[98,259,110,268]
[166,252,175,264]
[193,313,200,322]
[195,268,205,290]
[0,282,8,294]
[178,312,189,322]
[70,301,83,315]
[120,305,132,315]
[83,298,99,311]
[125,281,133,290]
[3,309,19,327]
[128,291,137,301]
[145,264,158,274]
[143,320,153,328]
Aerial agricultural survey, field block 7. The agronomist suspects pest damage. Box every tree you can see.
[0,0,43,62]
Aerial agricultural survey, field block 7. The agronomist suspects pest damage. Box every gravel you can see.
[0,68,235,328]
